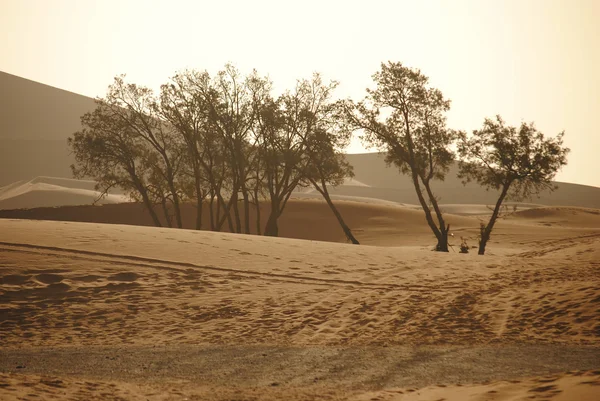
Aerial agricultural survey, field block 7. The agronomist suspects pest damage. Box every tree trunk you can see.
[166,177,183,229]
[172,195,183,228]
[421,179,448,252]
[135,183,162,227]
[216,193,235,233]
[264,213,279,236]
[479,183,511,255]
[145,205,162,227]
[436,224,450,252]
[264,198,280,237]
[209,192,216,231]
[478,228,489,255]
[311,178,359,244]
[409,171,444,250]
[194,173,203,230]
[160,197,172,228]
[195,196,203,230]
[231,190,242,233]
[242,188,251,234]
[254,189,262,236]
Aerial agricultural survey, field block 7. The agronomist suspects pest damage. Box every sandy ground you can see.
[1,202,599,399]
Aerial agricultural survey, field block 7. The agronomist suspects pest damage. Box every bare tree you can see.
[159,72,211,230]
[296,75,359,244]
[348,62,457,251]
[253,92,307,236]
[457,115,569,254]
[68,101,163,227]
[104,76,186,228]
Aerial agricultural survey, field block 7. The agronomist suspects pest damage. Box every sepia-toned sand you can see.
[1,201,599,400]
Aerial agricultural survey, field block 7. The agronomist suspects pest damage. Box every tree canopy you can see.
[458,115,569,254]
[348,61,457,251]
[69,66,358,241]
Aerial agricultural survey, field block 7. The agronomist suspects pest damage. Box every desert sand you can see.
[0,176,129,210]
[1,199,599,400]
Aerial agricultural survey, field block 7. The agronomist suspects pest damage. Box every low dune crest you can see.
[0,176,129,210]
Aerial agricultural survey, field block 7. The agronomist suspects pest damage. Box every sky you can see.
[1,0,599,187]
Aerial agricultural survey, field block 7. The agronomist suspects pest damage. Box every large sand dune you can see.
[1,201,599,399]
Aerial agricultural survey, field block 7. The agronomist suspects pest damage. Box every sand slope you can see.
[0,199,479,245]
[1,215,598,348]
[0,204,599,399]
[0,176,129,210]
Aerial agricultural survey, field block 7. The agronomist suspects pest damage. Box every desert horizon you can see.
[2,1,600,397]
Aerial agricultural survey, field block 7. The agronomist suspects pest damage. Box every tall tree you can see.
[295,75,359,244]
[104,76,186,228]
[253,93,308,237]
[69,101,163,227]
[159,71,211,230]
[458,115,569,255]
[212,65,257,234]
[348,62,456,251]
[304,128,359,244]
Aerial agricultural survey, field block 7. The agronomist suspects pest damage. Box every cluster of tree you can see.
[70,62,569,254]
[346,61,569,254]
[69,65,359,243]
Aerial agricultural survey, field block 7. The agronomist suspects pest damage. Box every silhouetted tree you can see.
[253,93,307,236]
[159,71,213,230]
[305,130,359,244]
[69,102,163,227]
[296,75,359,244]
[72,66,355,240]
[457,115,569,255]
[104,76,186,228]
[210,65,257,234]
[348,62,456,251]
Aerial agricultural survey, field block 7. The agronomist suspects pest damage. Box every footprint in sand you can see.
[0,274,31,285]
[107,272,140,282]
[35,273,64,284]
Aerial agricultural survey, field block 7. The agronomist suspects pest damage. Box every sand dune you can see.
[1,72,599,397]
[0,176,129,210]
[1,203,599,399]
[0,71,96,141]
[0,199,497,246]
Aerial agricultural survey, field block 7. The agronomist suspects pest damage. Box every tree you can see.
[209,64,257,234]
[159,71,212,230]
[457,115,569,255]
[70,77,188,228]
[296,75,359,244]
[304,128,359,244]
[69,101,163,227]
[348,62,457,251]
[104,76,186,228]
[253,92,307,237]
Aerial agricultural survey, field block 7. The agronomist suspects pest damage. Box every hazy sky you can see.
[1,0,598,187]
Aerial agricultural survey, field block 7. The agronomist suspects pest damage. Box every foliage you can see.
[348,61,457,251]
[458,115,569,254]
[69,65,356,239]
[458,115,569,200]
